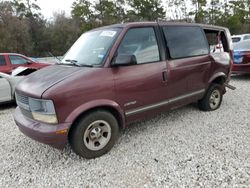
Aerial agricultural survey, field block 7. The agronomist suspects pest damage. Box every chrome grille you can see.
[15,93,30,111]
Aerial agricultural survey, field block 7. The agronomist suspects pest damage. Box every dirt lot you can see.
[0,75,249,187]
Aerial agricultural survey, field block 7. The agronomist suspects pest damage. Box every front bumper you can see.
[14,107,71,149]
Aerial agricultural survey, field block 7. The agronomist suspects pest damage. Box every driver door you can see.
[112,27,168,122]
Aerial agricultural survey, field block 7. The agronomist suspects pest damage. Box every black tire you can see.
[69,110,119,159]
[198,84,223,111]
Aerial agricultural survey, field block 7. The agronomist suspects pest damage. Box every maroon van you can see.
[14,22,233,158]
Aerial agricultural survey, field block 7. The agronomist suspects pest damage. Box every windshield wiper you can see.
[47,52,62,64]
[65,59,81,67]
[64,59,94,67]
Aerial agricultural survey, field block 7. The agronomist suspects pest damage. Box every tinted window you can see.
[232,37,241,43]
[117,27,160,64]
[243,35,250,40]
[0,55,6,66]
[9,55,27,65]
[163,26,209,59]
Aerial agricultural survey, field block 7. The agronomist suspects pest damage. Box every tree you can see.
[12,0,41,18]
[189,0,207,23]
[71,0,98,32]
[11,0,49,56]
[94,0,125,25]
[167,0,189,21]
[127,0,166,21]
[48,12,81,56]
[0,1,32,54]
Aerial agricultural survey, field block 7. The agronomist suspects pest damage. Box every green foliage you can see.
[127,0,165,21]
[47,13,81,56]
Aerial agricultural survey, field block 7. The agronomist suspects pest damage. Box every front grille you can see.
[20,108,33,119]
[16,93,30,111]
[16,93,28,104]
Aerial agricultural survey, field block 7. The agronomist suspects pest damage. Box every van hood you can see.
[16,65,86,97]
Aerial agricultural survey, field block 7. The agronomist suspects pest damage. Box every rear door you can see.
[162,25,211,95]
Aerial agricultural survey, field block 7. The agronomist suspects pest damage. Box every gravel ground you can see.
[0,75,250,187]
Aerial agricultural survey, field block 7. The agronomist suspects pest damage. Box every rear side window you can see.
[9,55,27,65]
[163,26,209,59]
[204,29,229,53]
[243,35,250,40]
[0,55,6,66]
[117,27,160,64]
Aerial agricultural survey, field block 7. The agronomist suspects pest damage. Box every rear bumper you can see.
[14,107,71,149]
[232,64,250,74]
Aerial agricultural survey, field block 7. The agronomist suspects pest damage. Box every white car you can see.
[0,68,25,103]
[232,34,250,43]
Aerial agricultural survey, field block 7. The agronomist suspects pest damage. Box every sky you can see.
[36,0,74,19]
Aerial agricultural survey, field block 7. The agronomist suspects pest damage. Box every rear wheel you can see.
[198,84,223,111]
[69,110,119,159]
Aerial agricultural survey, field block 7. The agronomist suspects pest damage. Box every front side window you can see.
[9,55,27,65]
[232,37,241,43]
[0,55,6,66]
[163,26,209,59]
[62,28,122,67]
[117,27,160,64]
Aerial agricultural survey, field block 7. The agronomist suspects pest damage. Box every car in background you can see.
[0,53,49,74]
[0,71,24,104]
[232,40,250,74]
[232,34,250,43]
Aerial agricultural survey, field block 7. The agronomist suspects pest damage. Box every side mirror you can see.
[113,54,137,66]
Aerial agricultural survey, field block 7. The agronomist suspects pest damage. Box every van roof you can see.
[93,21,229,31]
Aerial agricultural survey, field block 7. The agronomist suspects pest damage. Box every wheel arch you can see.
[207,72,227,94]
[66,100,126,139]
[208,72,227,86]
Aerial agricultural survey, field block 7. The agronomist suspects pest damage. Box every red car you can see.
[0,53,49,74]
[14,22,233,158]
[232,40,250,74]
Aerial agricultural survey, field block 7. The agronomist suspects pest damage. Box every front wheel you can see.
[198,84,223,111]
[69,110,119,159]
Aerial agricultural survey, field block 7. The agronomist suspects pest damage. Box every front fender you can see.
[65,99,126,128]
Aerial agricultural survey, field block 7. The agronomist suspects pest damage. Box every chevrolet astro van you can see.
[14,22,233,158]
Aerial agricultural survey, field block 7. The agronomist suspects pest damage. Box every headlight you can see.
[28,98,58,124]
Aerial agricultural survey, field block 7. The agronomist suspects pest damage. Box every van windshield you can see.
[62,28,121,67]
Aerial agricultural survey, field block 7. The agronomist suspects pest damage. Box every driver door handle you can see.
[162,71,167,82]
